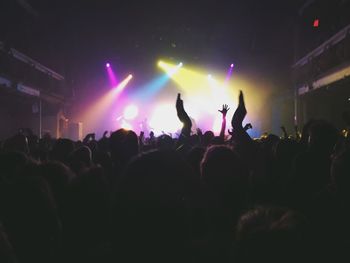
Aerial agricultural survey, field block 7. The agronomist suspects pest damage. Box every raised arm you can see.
[176,93,192,138]
[229,90,253,146]
[219,104,230,139]
[231,90,247,130]
[244,123,253,131]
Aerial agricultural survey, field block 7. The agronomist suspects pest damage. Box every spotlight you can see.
[225,63,234,83]
[106,63,110,68]
[115,74,133,92]
[158,61,181,76]
[207,74,212,79]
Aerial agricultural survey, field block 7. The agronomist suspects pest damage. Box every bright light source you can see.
[106,62,118,86]
[149,104,182,135]
[123,104,139,120]
[230,63,234,68]
[158,60,182,76]
[115,74,133,92]
[313,19,319,27]
[120,119,132,130]
[212,115,223,135]
[207,74,212,80]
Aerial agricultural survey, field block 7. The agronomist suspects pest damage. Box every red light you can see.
[313,19,319,28]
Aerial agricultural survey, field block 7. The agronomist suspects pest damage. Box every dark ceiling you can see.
[0,0,316,91]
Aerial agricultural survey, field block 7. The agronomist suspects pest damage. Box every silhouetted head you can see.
[235,206,309,263]
[0,151,29,182]
[65,167,110,252]
[186,146,205,179]
[2,134,29,154]
[39,161,74,211]
[156,134,174,151]
[115,150,194,261]
[69,146,92,174]
[50,138,75,164]
[201,145,248,195]
[119,150,194,206]
[203,131,215,146]
[0,175,60,263]
[110,129,138,166]
[69,166,109,214]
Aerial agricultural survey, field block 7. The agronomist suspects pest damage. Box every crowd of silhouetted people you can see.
[0,91,350,263]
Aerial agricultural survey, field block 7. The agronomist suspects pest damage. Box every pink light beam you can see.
[225,63,234,83]
[106,63,118,87]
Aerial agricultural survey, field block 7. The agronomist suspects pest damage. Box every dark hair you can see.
[50,138,75,164]
[114,150,194,262]
[201,145,248,195]
[235,206,309,263]
[110,129,138,167]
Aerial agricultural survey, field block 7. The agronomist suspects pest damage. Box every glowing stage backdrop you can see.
[76,60,271,138]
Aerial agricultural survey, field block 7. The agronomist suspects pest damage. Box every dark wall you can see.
[299,78,350,129]
[0,91,40,139]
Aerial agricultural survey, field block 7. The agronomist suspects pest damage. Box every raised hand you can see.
[176,93,183,110]
[218,104,230,117]
[244,123,253,131]
[219,104,229,138]
[231,90,247,130]
[175,93,192,137]
[228,90,254,146]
